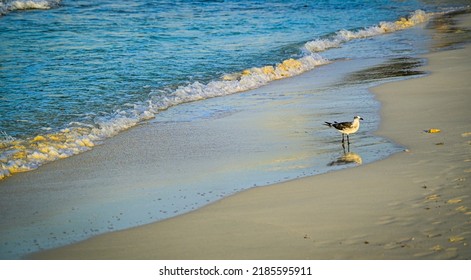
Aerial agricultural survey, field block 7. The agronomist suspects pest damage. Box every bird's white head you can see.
[354,116,363,121]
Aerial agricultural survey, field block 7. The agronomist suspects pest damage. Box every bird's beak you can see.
[360,118,364,120]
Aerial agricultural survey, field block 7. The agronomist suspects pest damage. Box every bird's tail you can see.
[324,122,333,127]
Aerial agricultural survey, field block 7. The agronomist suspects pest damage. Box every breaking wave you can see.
[0,0,61,16]
[304,10,431,53]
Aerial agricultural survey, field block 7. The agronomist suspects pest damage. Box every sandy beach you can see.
[31,14,471,260]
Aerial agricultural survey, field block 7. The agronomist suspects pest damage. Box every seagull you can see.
[324,116,363,145]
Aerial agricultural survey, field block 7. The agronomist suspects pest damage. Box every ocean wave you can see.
[0,0,61,16]
[0,9,440,180]
[305,10,431,53]
[153,55,330,110]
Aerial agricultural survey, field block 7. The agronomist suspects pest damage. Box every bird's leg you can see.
[347,134,350,145]
[341,134,345,144]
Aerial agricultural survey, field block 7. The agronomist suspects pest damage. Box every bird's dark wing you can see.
[332,121,353,130]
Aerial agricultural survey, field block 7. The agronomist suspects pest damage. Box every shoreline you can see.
[32,17,471,259]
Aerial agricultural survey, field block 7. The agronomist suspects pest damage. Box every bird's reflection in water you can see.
[328,147,362,166]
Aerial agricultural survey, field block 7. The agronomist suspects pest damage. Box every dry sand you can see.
[32,17,471,260]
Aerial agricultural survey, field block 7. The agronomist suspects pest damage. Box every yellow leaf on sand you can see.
[426,194,440,201]
[427,128,441,133]
[448,236,464,243]
[447,198,462,204]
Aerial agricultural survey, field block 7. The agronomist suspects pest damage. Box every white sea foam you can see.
[305,10,431,53]
[0,0,61,15]
[153,54,330,111]
[0,9,441,180]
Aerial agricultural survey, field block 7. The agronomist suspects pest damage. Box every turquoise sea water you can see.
[0,0,467,179]
[1,0,470,259]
